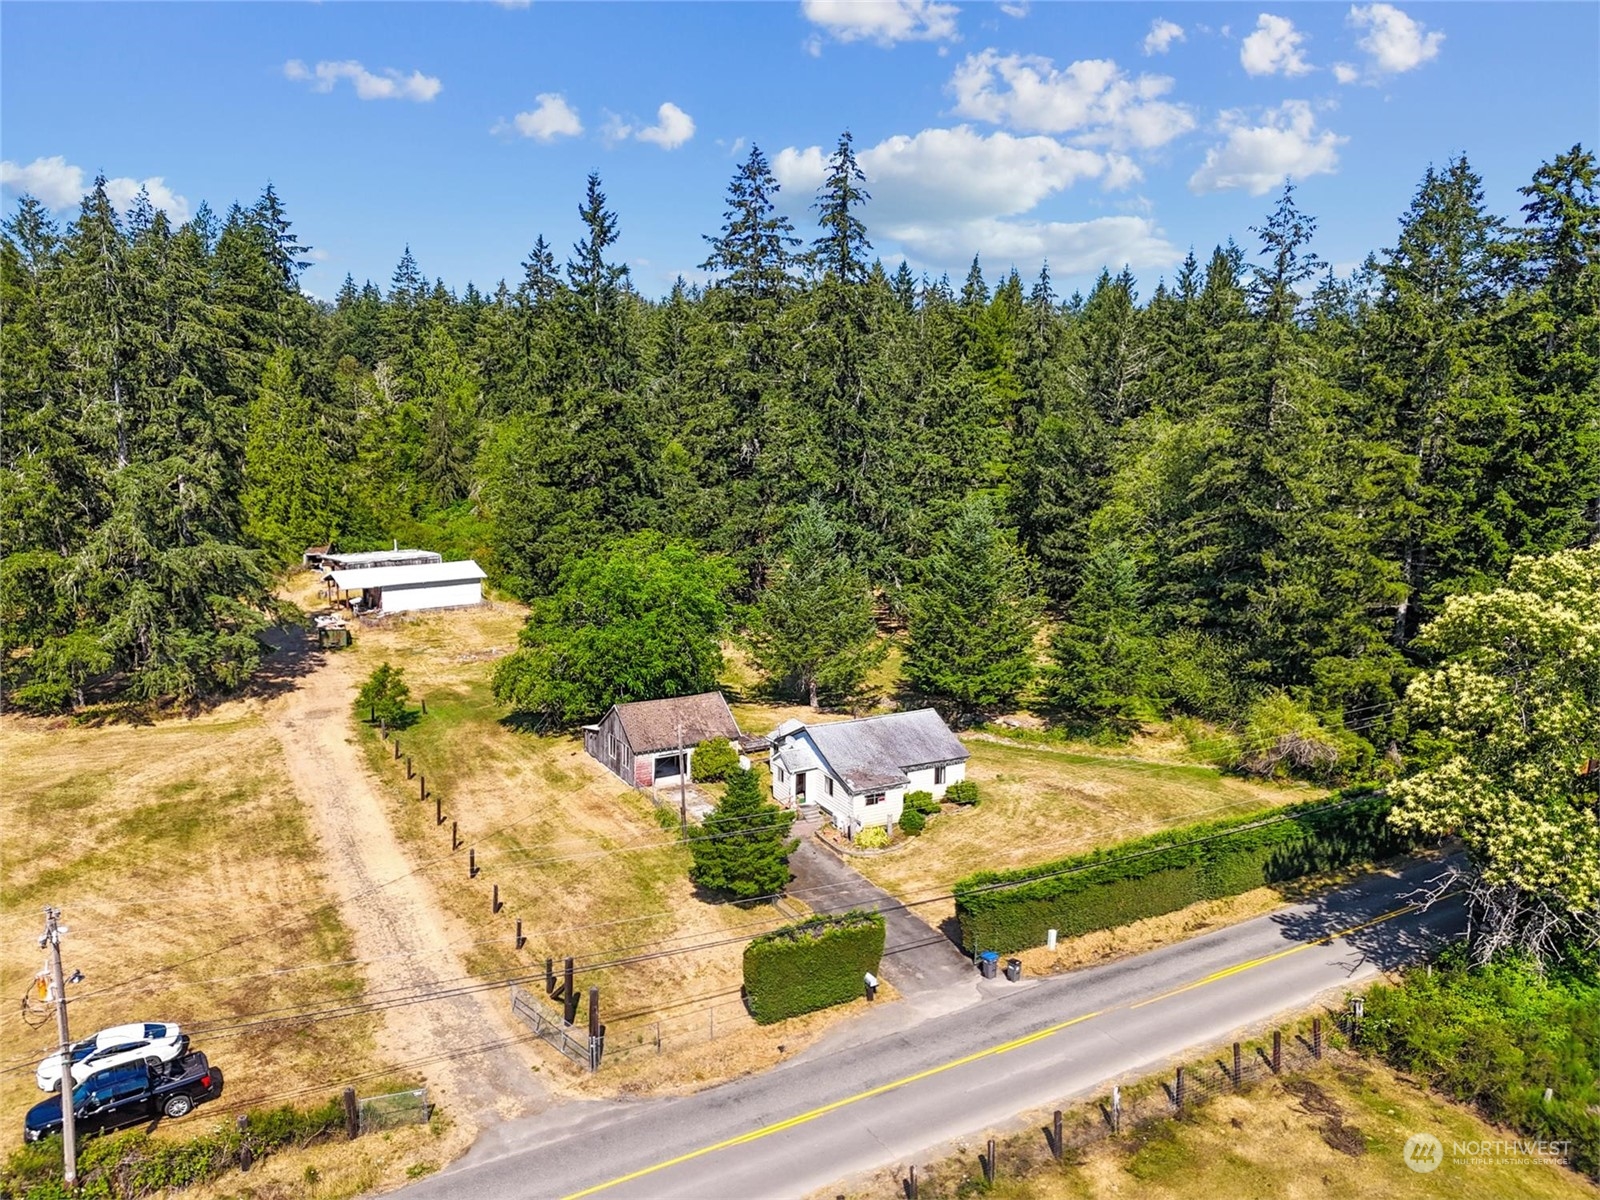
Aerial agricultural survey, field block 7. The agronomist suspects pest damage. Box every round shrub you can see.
[945,780,980,806]
[855,825,891,849]
[899,808,927,836]
[691,737,741,782]
[905,789,939,816]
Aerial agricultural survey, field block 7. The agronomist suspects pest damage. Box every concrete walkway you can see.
[786,822,977,998]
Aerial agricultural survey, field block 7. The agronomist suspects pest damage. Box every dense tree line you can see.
[2,138,1596,759]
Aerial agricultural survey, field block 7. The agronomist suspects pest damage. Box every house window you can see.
[826,777,834,796]
[866,792,885,806]
[934,765,946,785]
[775,766,785,784]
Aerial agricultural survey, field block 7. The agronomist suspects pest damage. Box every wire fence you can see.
[356,1087,431,1135]
[601,994,757,1061]
[895,1015,1348,1199]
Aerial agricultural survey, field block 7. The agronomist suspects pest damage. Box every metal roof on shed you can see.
[329,560,487,590]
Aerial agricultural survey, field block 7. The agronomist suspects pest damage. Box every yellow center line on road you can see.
[562,1009,1102,1200]
[562,894,1448,1199]
[1127,895,1451,1010]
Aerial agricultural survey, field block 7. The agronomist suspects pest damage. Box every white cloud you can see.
[1240,14,1312,77]
[774,126,1128,226]
[1,155,190,220]
[801,0,959,46]
[600,102,697,150]
[1348,4,1443,75]
[1188,101,1345,195]
[0,155,84,210]
[772,124,1174,273]
[949,50,1195,150]
[283,58,441,102]
[890,215,1177,274]
[1332,61,1360,84]
[999,2,1029,17]
[1143,19,1185,56]
[494,93,584,141]
[102,177,190,221]
[635,102,696,150]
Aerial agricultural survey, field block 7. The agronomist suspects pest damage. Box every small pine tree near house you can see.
[690,768,797,900]
[357,662,411,726]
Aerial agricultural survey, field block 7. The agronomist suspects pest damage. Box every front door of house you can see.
[795,771,807,797]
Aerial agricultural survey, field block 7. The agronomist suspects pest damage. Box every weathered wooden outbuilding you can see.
[583,692,745,788]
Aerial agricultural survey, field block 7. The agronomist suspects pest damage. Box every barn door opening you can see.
[656,753,685,780]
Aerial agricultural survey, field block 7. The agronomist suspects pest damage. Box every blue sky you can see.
[3,2,1596,301]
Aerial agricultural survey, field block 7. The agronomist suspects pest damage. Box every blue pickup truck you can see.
[24,1051,223,1143]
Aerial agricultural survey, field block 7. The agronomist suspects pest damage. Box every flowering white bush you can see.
[1389,548,1600,960]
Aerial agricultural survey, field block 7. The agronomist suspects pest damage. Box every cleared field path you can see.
[262,625,546,1127]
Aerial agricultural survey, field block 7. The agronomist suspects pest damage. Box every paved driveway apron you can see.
[787,824,976,996]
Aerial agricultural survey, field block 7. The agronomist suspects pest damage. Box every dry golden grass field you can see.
[0,708,390,1141]
[844,1055,1599,1200]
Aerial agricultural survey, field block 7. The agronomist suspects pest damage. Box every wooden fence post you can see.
[1112,1085,1121,1134]
[419,773,425,801]
[1272,1030,1282,1074]
[436,795,443,825]
[342,1087,359,1140]
[1312,1018,1323,1060]
[492,884,502,914]
[906,1165,917,1200]
[1175,1066,1186,1110]
[984,1138,996,1184]
[515,919,524,951]
[544,957,555,996]
[1233,1042,1242,1087]
[421,698,427,715]
[562,958,577,1024]
[1052,1110,1063,1160]
[406,755,413,780]
[469,848,477,878]
[452,820,459,850]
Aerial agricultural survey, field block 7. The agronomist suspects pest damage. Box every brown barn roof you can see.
[612,692,742,754]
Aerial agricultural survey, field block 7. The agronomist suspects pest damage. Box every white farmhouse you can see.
[768,709,969,835]
[328,559,487,615]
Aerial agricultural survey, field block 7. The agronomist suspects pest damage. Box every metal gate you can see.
[511,984,603,1071]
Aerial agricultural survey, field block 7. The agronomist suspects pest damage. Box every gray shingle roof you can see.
[801,709,968,794]
[613,692,742,754]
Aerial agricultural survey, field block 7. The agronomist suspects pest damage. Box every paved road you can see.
[787,829,976,998]
[402,857,1464,1200]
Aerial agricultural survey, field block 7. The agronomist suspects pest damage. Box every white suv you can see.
[35,1022,187,1091]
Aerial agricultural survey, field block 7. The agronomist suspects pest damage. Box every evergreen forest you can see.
[3,136,1596,777]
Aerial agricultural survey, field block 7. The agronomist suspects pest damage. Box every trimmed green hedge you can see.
[743,910,886,1024]
[954,792,1408,954]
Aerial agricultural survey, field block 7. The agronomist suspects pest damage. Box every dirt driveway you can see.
[261,625,546,1128]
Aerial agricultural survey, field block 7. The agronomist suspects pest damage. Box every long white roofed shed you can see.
[329,559,487,615]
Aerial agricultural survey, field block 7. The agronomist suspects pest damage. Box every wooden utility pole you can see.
[41,908,76,1188]
[677,722,687,833]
